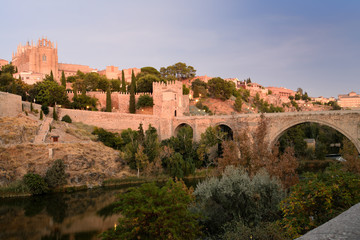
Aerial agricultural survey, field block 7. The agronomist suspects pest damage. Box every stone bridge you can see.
[170,110,360,152]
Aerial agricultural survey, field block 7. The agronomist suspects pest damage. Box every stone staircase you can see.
[33,117,53,144]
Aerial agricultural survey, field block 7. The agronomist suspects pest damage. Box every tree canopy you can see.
[160,62,196,81]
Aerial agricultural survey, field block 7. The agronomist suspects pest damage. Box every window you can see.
[42,54,46,61]
[174,110,177,117]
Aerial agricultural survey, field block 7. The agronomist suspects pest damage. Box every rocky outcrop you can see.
[0,142,131,187]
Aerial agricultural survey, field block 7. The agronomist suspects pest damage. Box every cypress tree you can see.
[52,107,58,120]
[50,70,54,81]
[40,110,43,120]
[61,70,66,88]
[11,80,16,94]
[106,87,112,112]
[73,85,78,98]
[132,69,136,93]
[121,70,126,93]
[129,70,136,113]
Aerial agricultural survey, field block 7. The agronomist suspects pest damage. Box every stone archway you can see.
[217,123,234,140]
[174,123,194,138]
[269,119,360,153]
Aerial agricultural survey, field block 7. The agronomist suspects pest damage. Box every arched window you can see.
[174,110,177,117]
[42,54,46,61]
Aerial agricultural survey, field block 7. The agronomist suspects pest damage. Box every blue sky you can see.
[1,0,359,97]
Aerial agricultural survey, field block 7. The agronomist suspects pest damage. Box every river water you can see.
[0,186,129,240]
[0,179,201,240]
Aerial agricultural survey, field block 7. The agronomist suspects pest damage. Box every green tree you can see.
[182,84,190,95]
[160,62,196,80]
[49,70,54,81]
[45,159,66,188]
[280,164,360,238]
[97,77,110,92]
[111,78,121,92]
[106,87,112,112]
[134,145,149,177]
[234,96,242,112]
[61,71,66,88]
[143,125,160,162]
[193,166,284,236]
[71,94,98,110]
[29,80,70,107]
[101,179,201,240]
[0,64,15,74]
[40,110,43,120]
[136,94,153,109]
[23,173,49,195]
[129,70,136,113]
[92,127,123,150]
[121,70,126,93]
[52,106,58,120]
[136,74,160,93]
[208,77,235,100]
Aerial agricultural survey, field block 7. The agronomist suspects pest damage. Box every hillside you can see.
[0,113,132,188]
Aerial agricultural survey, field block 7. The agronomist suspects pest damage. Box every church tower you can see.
[12,37,59,80]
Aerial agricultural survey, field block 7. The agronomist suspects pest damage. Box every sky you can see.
[1,0,360,98]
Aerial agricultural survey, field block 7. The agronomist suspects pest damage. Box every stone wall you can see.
[0,92,22,117]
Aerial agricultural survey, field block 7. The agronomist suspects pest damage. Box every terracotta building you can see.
[12,38,59,82]
[266,87,295,98]
[98,66,141,82]
[0,59,9,70]
[338,91,360,108]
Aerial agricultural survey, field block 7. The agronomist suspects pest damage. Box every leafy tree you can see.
[29,80,70,107]
[52,106,58,120]
[208,77,235,100]
[111,78,121,92]
[143,125,160,163]
[193,166,284,236]
[289,95,294,100]
[121,70,126,93]
[280,164,360,238]
[160,62,196,80]
[294,93,301,100]
[234,96,242,112]
[61,71,66,88]
[139,66,161,78]
[45,159,66,188]
[92,127,123,150]
[0,64,15,74]
[182,84,190,95]
[97,77,110,92]
[84,72,101,91]
[134,145,149,177]
[101,179,201,240]
[61,114,72,123]
[136,94,153,109]
[71,94,98,110]
[129,70,136,113]
[106,87,112,112]
[23,173,49,195]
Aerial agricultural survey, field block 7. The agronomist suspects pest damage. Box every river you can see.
[0,179,201,240]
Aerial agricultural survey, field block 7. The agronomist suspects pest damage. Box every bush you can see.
[101,179,201,240]
[45,159,67,188]
[41,103,49,115]
[193,166,284,236]
[280,163,360,238]
[23,173,49,195]
[136,94,153,109]
[61,114,72,123]
[92,127,123,150]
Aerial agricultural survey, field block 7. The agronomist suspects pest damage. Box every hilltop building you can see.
[338,91,360,108]
[10,38,139,85]
[0,59,9,69]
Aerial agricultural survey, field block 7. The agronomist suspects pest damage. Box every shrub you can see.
[92,127,123,150]
[45,159,67,188]
[40,110,43,120]
[23,173,49,195]
[61,114,72,123]
[101,179,201,240]
[41,103,49,115]
[193,166,284,236]
[280,163,360,238]
[136,94,153,109]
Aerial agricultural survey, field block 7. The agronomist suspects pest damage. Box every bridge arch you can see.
[270,118,360,153]
[215,123,234,140]
[174,123,194,138]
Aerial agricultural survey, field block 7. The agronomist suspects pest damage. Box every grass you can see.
[66,122,97,140]
[0,181,31,197]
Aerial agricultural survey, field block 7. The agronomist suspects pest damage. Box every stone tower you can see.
[153,81,189,118]
[12,38,59,80]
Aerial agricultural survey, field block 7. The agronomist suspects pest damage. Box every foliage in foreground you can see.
[45,159,67,188]
[280,163,360,238]
[101,179,201,240]
[193,166,285,237]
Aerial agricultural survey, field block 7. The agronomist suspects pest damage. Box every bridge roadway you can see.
[171,110,360,151]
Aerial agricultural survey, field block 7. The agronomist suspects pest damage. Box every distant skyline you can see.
[1,0,360,98]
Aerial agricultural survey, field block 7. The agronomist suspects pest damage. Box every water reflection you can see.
[0,188,123,240]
